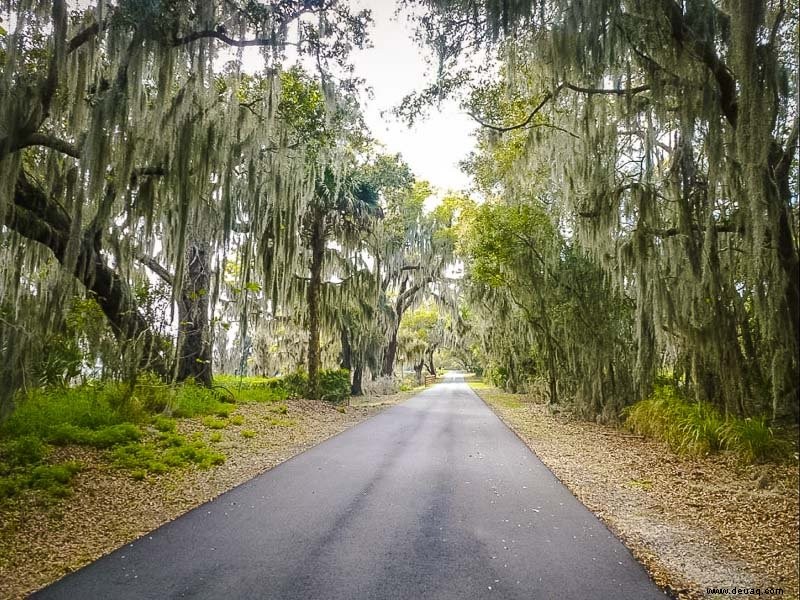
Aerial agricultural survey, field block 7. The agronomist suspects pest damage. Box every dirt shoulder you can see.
[470,382,799,600]
[0,392,411,599]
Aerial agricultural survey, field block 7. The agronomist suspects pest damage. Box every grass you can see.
[266,417,296,428]
[624,385,793,463]
[47,423,142,448]
[0,380,239,500]
[241,429,256,439]
[201,416,228,429]
[172,383,234,418]
[111,434,225,475]
[209,432,222,443]
[229,415,245,426]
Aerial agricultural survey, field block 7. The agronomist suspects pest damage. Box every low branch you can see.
[68,21,101,54]
[172,29,301,49]
[563,82,650,95]
[138,255,174,286]
[11,133,82,158]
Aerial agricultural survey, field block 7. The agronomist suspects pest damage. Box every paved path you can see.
[34,374,666,599]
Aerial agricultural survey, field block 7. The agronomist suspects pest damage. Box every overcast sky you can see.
[348,0,476,195]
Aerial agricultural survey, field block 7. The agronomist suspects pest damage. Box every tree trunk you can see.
[413,360,424,385]
[351,361,364,396]
[8,174,168,376]
[381,327,399,377]
[307,214,325,400]
[425,349,436,376]
[176,241,212,386]
[340,327,352,370]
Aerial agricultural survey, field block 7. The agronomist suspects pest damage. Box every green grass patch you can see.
[201,416,228,429]
[151,416,177,432]
[0,460,82,500]
[625,385,792,462]
[209,432,222,443]
[47,423,142,448]
[270,404,288,415]
[241,429,256,439]
[266,417,296,428]
[172,383,233,418]
[111,433,224,476]
[229,415,245,426]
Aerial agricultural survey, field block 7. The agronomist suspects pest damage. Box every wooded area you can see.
[0,0,797,500]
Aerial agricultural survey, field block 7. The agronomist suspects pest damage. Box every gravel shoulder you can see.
[0,392,412,599]
[470,382,800,600]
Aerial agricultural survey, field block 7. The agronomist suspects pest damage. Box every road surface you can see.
[34,373,666,599]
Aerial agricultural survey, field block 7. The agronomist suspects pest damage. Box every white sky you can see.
[348,0,476,196]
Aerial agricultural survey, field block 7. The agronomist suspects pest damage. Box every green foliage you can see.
[3,435,46,466]
[201,416,228,430]
[266,417,296,427]
[0,458,82,501]
[282,371,309,399]
[47,423,142,448]
[229,415,245,426]
[28,462,83,497]
[152,416,177,432]
[318,369,351,403]
[718,418,793,464]
[172,383,232,418]
[241,429,256,439]
[2,386,126,439]
[271,404,288,415]
[214,375,289,403]
[625,386,792,462]
[112,434,225,475]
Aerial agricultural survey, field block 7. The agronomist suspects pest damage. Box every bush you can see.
[318,369,351,404]
[152,416,177,432]
[625,385,791,462]
[282,371,309,399]
[2,386,124,439]
[718,417,793,463]
[3,435,47,466]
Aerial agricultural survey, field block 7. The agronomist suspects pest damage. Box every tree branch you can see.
[563,82,650,95]
[12,133,82,158]
[467,89,557,133]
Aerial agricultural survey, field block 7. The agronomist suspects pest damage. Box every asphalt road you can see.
[33,373,666,600]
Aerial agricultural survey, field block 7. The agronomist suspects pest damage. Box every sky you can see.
[348,0,477,196]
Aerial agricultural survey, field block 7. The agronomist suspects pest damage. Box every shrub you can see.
[282,371,309,399]
[718,417,793,463]
[625,385,792,462]
[2,386,123,439]
[319,369,350,404]
[3,435,47,466]
[152,416,177,432]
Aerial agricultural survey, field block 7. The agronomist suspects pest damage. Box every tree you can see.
[301,166,379,399]
[0,1,372,403]
[408,0,799,422]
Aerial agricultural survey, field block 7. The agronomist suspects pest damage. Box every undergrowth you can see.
[0,370,356,502]
[624,385,793,463]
